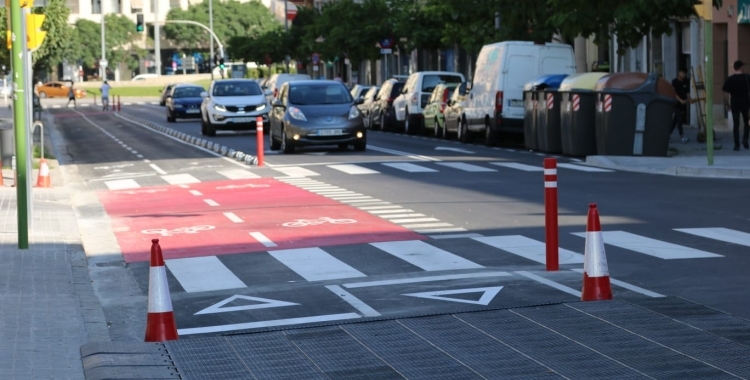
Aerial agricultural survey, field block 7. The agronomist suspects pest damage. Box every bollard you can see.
[544,158,559,271]
[256,116,264,167]
[117,95,121,111]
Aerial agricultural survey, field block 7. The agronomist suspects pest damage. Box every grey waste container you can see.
[0,124,14,167]
[535,74,569,153]
[523,82,538,150]
[559,72,609,156]
[594,73,677,157]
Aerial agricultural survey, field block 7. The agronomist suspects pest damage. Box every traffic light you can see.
[219,57,225,70]
[136,14,144,33]
[26,14,46,50]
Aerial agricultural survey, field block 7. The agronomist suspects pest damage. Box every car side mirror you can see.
[264,89,273,96]
[355,98,365,105]
[466,83,473,91]
[272,99,284,108]
[200,91,208,98]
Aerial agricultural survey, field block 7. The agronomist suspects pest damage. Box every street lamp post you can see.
[154,0,161,76]
[209,0,214,77]
[100,15,106,79]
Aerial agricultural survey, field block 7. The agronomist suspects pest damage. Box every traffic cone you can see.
[581,203,613,301]
[35,159,51,188]
[144,239,179,342]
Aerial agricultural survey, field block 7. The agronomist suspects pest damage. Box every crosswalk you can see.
[50,101,159,109]
[99,160,612,191]
[160,227,745,294]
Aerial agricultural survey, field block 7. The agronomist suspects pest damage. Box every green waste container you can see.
[535,74,569,153]
[559,72,609,156]
[594,73,677,156]
[523,81,538,151]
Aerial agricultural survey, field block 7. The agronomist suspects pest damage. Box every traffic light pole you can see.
[160,20,224,68]
[10,0,29,249]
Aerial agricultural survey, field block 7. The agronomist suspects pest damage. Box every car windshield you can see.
[422,75,463,93]
[288,83,353,105]
[173,87,203,98]
[212,81,262,97]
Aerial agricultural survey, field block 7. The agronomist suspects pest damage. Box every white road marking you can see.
[104,179,140,190]
[161,173,200,185]
[328,196,371,200]
[189,190,203,196]
[436,162,496,172]
[401,222,454,229]
[370,240,483,271]
[165,256,247,293]
[369,209,414,214]
[474,235,584,265]
[327,164,380,175]
[403,286,503,305]
[143,159,151,163]
[339,198,379,204]
[131,150,138,154]
[247,232,276,247]
[490,162,543,172]
[418,228,469,234]
[218,169,261,180]
[348,201,391,206]
[571,231,723,259]
[427,233,482,239]
[378,214,427,219]
[194,295,299,315]
[515,271,581,297]
[325,285,380,317]
[381,162,438,173]
[367,145,441,161]
[178,313,362,335]
[269,247,366,281]
[675,227,750,247]
[343,271,510,288]
[136,154,144,158]
[570,269,664,297]
[204,199,219,207]
[557,163,614,172]
[273,166,320,177]
[223,212,243,223]
[435,147,475,154]
[388,217,440,224]
[358,205,399,210]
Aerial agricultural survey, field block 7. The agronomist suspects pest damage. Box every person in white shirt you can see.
[101,81,111,111]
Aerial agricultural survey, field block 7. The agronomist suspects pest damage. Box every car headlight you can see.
[255,103,267,111]
[174,103,183,108]
[349,106,360,120]
[289,107,307,121]
[213,104,226,112]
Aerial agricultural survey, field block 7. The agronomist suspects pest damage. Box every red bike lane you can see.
[97,178,424,262]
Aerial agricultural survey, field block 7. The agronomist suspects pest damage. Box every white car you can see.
[393,71,465,135]
[199,79,271,136]
[263,73,311,103]
[132,73,158,81]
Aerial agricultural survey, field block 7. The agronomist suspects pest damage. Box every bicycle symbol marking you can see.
[282,217,357,227]
[141,225,215,237]
[216,184,270,190]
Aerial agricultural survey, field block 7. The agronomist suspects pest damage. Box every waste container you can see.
[535,74,569,153]
[559,72,609,156]
[594,73,677,156]
[0,124,14,167]
[523,81,538,150]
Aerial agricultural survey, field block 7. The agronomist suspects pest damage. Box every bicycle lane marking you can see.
[98,177,425,262]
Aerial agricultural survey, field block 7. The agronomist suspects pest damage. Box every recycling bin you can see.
[559,72,609,156]
[0,124,13,167]
[535,74,569,153]
[594,73,677,156]
[523,82,538,150]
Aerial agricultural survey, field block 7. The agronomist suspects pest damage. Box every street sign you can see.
[380,49,392,54]
[378,37,393,49]
[311,53,319,65]
[184,56,195,70]
[99,59,108,68]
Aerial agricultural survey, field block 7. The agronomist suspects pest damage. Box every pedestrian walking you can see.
[671,69,690,143]
[66,83,76,108]
[722,60,750,151]
[101,80,111,111]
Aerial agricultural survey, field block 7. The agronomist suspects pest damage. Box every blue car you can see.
[166,84,205,122]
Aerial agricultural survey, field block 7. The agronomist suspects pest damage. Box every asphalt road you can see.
[51,104,750,340]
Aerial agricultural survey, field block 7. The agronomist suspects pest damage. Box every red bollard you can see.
[544,158,559,271]
[117,95,121,111]
[255,116,264,167]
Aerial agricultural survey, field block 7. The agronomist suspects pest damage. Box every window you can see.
[92,0,101,14]
[67,0,79,14]
[169,0,180,8]
[110,0,121,13]
[421,75,462,93]
[212,81,262,97]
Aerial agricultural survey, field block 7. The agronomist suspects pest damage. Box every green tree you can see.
[102,14,144,71]
[31,0,73,72]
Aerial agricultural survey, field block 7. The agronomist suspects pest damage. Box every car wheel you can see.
[380,114,388,132]
[205,119,216,137]
[459,119,472,144]
[404,113,411,134]
[166,110,175,123]
[281,128,295,154]
[353,141,366,151]
[269,129,281,151]
[38,91,47,98]
[434,119,440,138]
[485,123,497,147]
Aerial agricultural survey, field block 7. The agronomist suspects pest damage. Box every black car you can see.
[370,78,405,131]
[166,84,204,122]
[269,80,366,153]
[159,84,176,106]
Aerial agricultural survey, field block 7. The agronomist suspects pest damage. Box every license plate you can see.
[509,99,524,107]
[232,117,254,123]
[185,109,199,114]
[318,129,343,136]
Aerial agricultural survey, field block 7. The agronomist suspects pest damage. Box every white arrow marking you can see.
[194,295,299,315]
[435,147,476,154]
[403,286,503,305]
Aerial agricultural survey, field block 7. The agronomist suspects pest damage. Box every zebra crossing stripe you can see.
[381,162,438,173]
[369,209,415,214]
[370,240,483,271]
[166,256,247,293]
[556,163,613,173]
[269,247,366,281]
[571,231,723,259]
[675,228,750,247]
[437,162,497,172]
[490,162,543,172]
[378,213,427,219]
[161,173,200,185]
[273,166,320,177]
[105,179,140,190]
[473,235,584,265]
[327,164,380,175]
[218,169,260,180]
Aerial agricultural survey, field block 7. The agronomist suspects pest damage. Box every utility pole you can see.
[209,0,214,78]
[703,1,714,165]
[154,0,161,76]
[101,15,106,80]
[10,0,29,249]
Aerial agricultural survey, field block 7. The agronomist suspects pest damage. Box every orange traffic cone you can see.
[581,203,613,301]
[35,159,51,188]
[144,239,179,342]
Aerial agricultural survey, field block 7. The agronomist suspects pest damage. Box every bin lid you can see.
[531,74,568,90]
[559,72,609,91]
[595,72,676,98]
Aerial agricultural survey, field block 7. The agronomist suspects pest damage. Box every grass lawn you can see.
[83,79,213,97]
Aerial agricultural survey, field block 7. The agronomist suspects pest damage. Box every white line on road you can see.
[473,235,584,265]
[388,217,439,224]
[189,190,203,196]
[325,285,380,317]
[204,199,219,207]
[149,163,167,175]
[570,269,664,298]
[104,179,140,190]
[367,145,441,162]
[136,154,144,158]
[571,231,723,259]
[218,169,260,180]
[223,212,243,223]
[401,222,454,229]
[437,162,497,172]
[515,271,581,298]
[379,214,426,219]
[490,162,543,172]
[358,205,399,210]
[419,228,469,234]
[675,227,750,248]
[428,233,484,239]
[165,256,247,293]
[327,164,380,175]
[557,163,614,172]
[178,313,362,335]
[339,198,379,204]
[249,232,277,247]
[273,166,320,177]
[371,240,483,271]
[269,247,366,281]
[369,209,413,214]
[161,173,200,185]
[381,162,438,173]
[143,159,150,163]
[343,271,510,289]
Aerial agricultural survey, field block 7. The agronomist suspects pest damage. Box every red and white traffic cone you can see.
[581,203,613,301]
[35,159,51,188]
[144,239,179,342]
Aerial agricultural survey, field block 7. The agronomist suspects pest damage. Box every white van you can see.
[462,41,576,144]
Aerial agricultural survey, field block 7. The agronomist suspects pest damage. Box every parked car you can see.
[159,84,176,106]
[268,80,366,153]
[422,82,460,137]
[199,79,270,136]
[359,86,380,129]
[393,71,465,135]
[263,73,311,103]
[369,78,406,131]
[349,85,371,102]
[443,82,470,140]
[462,41,576,145]
[166,84,205,122]
[36,81,86,98]
[132,73,158,81]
